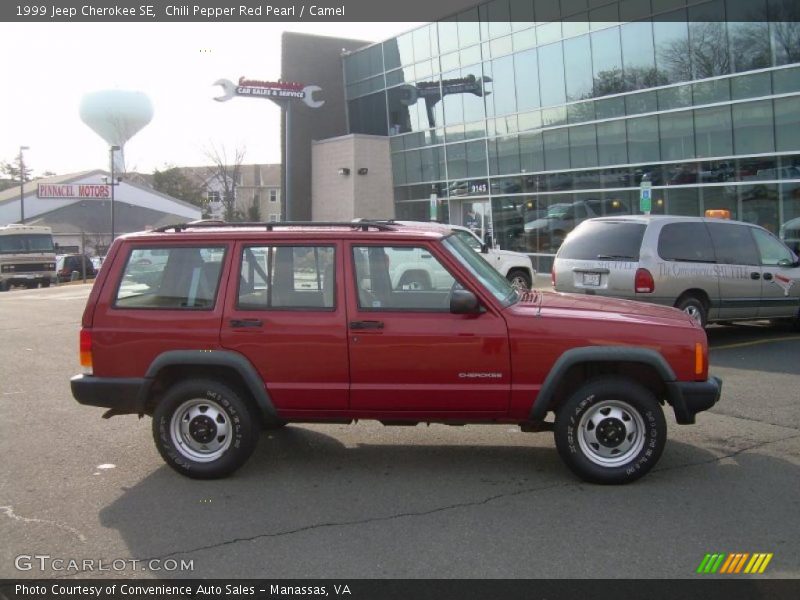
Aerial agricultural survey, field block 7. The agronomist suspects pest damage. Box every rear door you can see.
[345,241,511,414]
[220,241,349,411]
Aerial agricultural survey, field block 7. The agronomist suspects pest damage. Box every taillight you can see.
[551,263,556,287]
[634,268,654,293]
[79,328,93,370]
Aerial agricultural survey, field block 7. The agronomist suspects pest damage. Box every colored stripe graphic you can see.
[699,553,774,574]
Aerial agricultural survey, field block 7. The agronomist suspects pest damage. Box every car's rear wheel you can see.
[676,295,708,328]
[0,280,9,292]
[506,269,532,291]
[153,379,259,479]
[554,377,666,484]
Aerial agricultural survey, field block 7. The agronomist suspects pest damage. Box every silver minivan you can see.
[553,216,800,327]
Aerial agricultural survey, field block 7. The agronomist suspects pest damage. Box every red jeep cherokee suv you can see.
[71,221,721,484]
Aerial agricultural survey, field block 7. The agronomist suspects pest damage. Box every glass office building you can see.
[342,0,800,267]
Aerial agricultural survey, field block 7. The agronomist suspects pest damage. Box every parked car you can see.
[55,254,96,283]
[553,216,800,328]
[524,199,629,252]
[387,221,536,290]
[71,220,720,484]
[781,216,800,254]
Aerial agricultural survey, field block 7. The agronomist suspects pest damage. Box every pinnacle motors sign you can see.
[213,77,324,108]
[37,184,110,199]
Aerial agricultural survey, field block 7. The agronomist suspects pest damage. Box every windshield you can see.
[546,204,572,218]
[0,233,55,254]
[443,234,518,307]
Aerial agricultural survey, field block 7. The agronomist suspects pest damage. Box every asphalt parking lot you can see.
[0,283,798,579]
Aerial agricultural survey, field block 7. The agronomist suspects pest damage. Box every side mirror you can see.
[777,258,792,268]
[484,235,494,250]
[480,243,489,254]
[450,289,481,314]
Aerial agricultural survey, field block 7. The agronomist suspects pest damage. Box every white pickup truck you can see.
[380,220,536,291]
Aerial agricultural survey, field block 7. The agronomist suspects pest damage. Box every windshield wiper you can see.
[596,254,636,260]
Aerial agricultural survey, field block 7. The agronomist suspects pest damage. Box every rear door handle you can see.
[349,320,384,330]
[230,318,263,328]
[750,272,761,280]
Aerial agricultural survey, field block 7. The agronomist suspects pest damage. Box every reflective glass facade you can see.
[343,0,800,264]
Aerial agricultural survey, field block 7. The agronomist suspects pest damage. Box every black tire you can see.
[554,377,667,485]
[41,280,50,288]
[0,280,9,292]
[676,295,708,328]
[506,269,532,291]
[153,379,260,479]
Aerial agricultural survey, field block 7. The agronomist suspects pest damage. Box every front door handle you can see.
[750,272,761,280]
[349,320,384,330]
[230,318,263,328]
[762,272,773,281]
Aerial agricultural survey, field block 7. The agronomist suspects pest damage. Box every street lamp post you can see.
[109,145,120,241]
[19,146,29,223]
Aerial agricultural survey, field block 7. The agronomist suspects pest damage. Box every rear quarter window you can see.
[557,221,646,261]
[114,246,226,309]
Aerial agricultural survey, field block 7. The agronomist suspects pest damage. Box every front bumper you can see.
[70,374,148,416]
[666,376,722,424]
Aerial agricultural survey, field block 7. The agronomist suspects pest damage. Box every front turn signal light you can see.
[695,342,705,377]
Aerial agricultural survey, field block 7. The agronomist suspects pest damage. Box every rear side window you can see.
[115,246,225,309]
[557,221,646,261]
[707,223,759,266]
[657,223,716,262]
[238,245,335,310]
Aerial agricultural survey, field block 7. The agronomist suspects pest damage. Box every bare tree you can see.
[203,143,246,222]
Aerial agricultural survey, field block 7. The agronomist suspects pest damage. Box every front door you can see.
[220,241,349,411]
[750,227,800,319]
[345,242,511,414]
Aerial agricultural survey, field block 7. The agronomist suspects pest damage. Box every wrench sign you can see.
[213,79,324,108]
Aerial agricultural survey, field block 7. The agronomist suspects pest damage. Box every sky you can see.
[0,22,423,177]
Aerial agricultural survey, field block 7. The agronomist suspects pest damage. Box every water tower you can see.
[79,90,154,173]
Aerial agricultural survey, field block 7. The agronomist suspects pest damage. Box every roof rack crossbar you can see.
[152,221,397,233]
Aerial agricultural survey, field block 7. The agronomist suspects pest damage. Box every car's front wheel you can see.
[153,379,259,479]
[554,377,666,484]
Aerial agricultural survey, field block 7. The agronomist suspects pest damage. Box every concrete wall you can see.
[281,32,370,221]
[312,134,393,221]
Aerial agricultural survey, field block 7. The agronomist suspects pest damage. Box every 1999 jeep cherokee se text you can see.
[71,221,721,484]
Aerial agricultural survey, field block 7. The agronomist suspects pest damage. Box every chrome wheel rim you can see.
[577,400,646,467]
[683,304,703,325]
[509,275,529,291]
[170,398,232,462]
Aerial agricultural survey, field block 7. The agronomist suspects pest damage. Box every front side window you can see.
[751,228,796,266]
[352,245,459,311]
[115,246,225,309]
[238,245,335,310]
[452,229,482,251]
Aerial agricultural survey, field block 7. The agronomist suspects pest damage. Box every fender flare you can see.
[530,346,676,421]
[138,349,278,423]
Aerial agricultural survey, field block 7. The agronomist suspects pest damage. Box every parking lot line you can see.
[712,336,800,351]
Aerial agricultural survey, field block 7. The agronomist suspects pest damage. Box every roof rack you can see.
[153,220,397,233]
